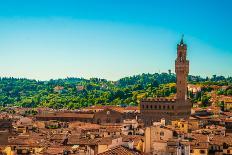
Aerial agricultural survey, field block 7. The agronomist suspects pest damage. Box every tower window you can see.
[200,150,205,154]
[160,131,164,136]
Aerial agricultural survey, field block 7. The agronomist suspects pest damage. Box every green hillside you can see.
[0,73,231,109]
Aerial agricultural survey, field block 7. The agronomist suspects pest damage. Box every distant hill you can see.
[0,73,231,109]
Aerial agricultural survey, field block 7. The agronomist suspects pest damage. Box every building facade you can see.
[140,38,192,126]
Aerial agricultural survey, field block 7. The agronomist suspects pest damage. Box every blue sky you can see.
[0,0,231,80]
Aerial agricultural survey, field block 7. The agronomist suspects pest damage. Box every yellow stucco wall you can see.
[225,102,232,111]
[98,145,108,154]
[3,146,16,155]
[190,148,208,155]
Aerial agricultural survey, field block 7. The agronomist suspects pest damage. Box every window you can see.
[200,150,205,154]
[163,105,165,109]
[190,150,193,153]
[128,132,132,135]
[106,118,111,123]
[154,105,157,109]
[160,131,164,136]
[116,119,120,123]
[146,105,148,109]
[97,119,101,124]
[150,105,153,109]
[159,105,161,109]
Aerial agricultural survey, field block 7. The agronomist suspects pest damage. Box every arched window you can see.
[106,118,111,123]
[97,119,101,124]
[128,132,132,135]
[116,119,120,123]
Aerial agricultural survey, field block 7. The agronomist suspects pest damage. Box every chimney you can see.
[207,135,210,142]
[128,139,134,150]
[161,118,166,126]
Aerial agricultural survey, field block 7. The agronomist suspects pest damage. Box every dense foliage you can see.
[0,73,231,109]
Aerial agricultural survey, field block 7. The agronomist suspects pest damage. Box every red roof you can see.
[97,146,141,155]
[36,112,94,119]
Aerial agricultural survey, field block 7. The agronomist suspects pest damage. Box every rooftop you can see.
[97,145,141,155]
[35,112,94,119]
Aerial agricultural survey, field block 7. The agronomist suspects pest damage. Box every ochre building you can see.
[140,38,192,126]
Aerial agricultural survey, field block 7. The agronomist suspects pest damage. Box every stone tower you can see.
[140,37,191,126]
[175,36,189,101]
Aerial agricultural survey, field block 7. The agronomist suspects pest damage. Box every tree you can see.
[0,74,231,109]
[201,95,211,107]
[227,89,232,96]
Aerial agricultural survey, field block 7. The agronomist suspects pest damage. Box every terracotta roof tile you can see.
[68,137,114,145]
[36,112,94,119]
[97,146,141,155]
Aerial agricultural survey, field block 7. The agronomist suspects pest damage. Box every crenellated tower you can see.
[140,36,191,126]
[175,36,189,101]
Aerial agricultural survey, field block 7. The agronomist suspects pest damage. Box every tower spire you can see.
[180,34,184,45]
